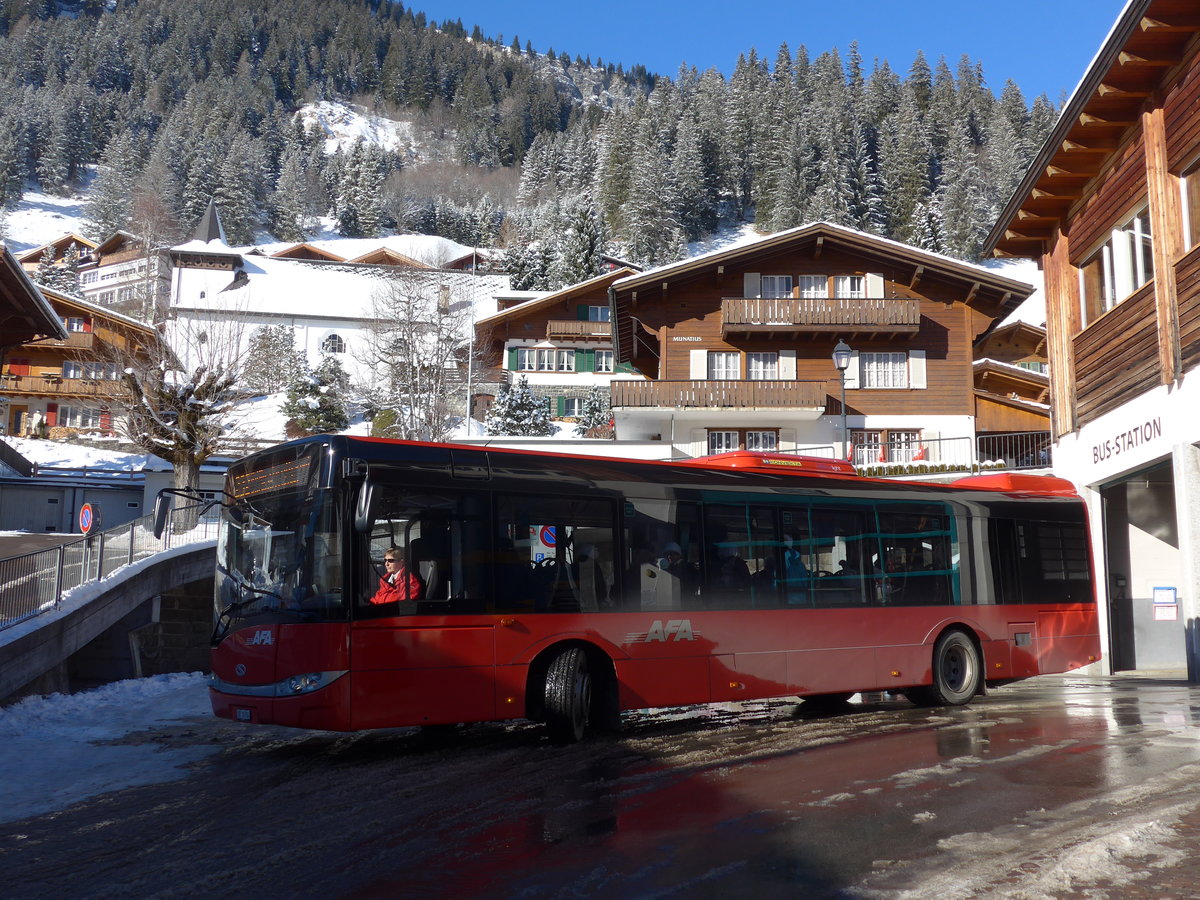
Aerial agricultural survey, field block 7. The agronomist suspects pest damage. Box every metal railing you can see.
[976,431,1053,469]
[0,510,219,633]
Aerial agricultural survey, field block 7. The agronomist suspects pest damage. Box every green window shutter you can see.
[577,304,589,320]
[556,396,566,416]
[578,349,594,372]
[507,348,518,370]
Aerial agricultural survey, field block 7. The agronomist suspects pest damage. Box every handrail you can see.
[0,508,218,632]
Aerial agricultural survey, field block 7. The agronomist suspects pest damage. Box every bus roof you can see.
[677,451,858,477]
[950,472,1080,496]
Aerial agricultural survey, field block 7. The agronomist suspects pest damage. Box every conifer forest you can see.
[0,0,1058,287]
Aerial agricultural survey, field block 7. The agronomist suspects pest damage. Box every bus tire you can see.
[910,629,980,706]
[545,646,591,743]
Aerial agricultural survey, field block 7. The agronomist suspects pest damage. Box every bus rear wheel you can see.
[544,647,591,743]
[908,630,980,707]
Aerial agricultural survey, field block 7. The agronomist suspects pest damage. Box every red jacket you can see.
[369,564,422,604]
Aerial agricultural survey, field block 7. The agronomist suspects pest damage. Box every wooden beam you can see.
[813,236,824,259]
[1098,83,1151,98]
[1031,188,1075,201]
[965,282,980,304]
[1046,163,1100,178]
[1062,138,1118,153]
[1118,51,1175,67]
[909,265,924,290]
[1140,14,1200,33]
[1079,112,1134,128]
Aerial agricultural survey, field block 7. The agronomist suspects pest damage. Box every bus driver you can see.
[371,546,422,604]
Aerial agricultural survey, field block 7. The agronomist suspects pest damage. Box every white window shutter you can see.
[690,349,708,379]
[866,273,885,297]
[909,350,927,389]
[844,351,860,389]
[743,272,761,298]
[922,429,939,462]
[779,349,797,380]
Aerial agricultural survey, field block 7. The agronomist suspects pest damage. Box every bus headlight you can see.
[280,672,333,695]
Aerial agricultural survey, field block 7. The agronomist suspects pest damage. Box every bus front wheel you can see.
[544,647,592,743]
[908,630,980,707]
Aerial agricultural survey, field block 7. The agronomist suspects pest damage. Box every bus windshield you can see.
[214,445,344,638]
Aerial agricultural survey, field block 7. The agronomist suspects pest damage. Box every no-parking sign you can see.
[79,502,100,535]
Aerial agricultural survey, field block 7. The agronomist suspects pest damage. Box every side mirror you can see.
[354,481,375,533]
[152,491,172,539]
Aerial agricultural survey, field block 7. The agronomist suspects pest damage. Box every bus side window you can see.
[623,499,701,612]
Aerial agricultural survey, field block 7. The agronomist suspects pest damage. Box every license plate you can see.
[235,708,252,722]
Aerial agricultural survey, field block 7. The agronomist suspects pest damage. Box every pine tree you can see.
[85,129,141,240]
[484,375,555,436]
[243,325,307,394]
[573,386,612,437]
[547,197,607,287]
[281,355,350,435]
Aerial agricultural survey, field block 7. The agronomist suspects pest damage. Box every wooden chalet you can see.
[15,233,98,274]
[984,0,1200,675]
[0,284,156,437]
[475,269,639,423]
[608,222,1035,462]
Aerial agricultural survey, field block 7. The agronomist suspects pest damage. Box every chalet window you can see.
[586,305,610,322]
[798,275,828,298]
[1079,206,1154,321]
[58,405,102,428]
[860,352,908,389]
[708,430,740,453]
[707,351,739,380]
[64,317,86,332]
[116,286,134,303]
[63,361,83,379]
[834,275,865,299]
[852,429,923,464]
[760,276,792,298]
[517,348,536,371]
[746,430,777,451]
[1184,161,1200,251]
[561,397,583,417]
[595,350,614,373]
[708,429,779,454]
[746,352,779,380]
[321,333,346,354]
[535,348,574,371]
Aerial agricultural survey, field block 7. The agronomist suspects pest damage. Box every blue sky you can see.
[409,0,1127,103]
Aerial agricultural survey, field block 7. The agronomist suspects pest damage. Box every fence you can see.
[0,509,219,633]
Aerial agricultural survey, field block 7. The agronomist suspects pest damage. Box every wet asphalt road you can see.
[4,674,1200,899]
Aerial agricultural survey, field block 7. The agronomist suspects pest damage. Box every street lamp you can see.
[832,339,852,461]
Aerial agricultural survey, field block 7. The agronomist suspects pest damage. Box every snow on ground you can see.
[296,100,419,157]
[0,672,215,824]
[0,187,89,253]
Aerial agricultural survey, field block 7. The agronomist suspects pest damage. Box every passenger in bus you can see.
[715,544,751,589]
[370,546,423,605]
[781,534,811,605]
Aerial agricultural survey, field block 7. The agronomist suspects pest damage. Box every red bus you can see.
[178,436,1100,742]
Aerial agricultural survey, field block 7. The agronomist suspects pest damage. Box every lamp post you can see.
[832,339,852,461]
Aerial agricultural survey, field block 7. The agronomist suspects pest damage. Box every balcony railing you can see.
[611,379,826,409]
[722,296,921,335]
[854,431,1053,476]
[546,320,612,339]
[0,374,118,396]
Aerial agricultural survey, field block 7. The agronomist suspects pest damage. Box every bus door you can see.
[491,494,619,704]
[351,487,495,729]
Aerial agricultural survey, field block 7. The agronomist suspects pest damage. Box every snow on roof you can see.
[246,234,476,268]
[620,221,1037,295]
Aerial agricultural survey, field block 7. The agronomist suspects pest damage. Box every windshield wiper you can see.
[212,567,292,642]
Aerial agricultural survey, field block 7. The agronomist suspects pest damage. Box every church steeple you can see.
[193,200,228,245]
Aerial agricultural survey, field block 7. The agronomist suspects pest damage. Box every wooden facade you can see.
[608,223,1033,454]
[986,0,1200,435]
[474,269,638,423]
[0,287,155,437]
